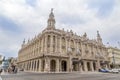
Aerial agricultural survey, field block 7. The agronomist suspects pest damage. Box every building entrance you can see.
[87,62,91,71]
[50,60,56,72]
[61,60,67,71]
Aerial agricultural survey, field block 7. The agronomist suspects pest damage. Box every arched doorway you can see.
[37,60,39,71]
[50,60,56,72]
[29,62,31,70]
[61,60,67,71]
[93,62,96,71]
[34,61,36,71]
[27,62,29,70]
[32,61,34,71]
[87,62,91,71]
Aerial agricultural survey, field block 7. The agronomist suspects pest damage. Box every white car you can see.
[109,69,119,73]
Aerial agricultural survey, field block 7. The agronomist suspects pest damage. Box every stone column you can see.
[44,57,49,72]
[56,59,60,72]
[39,59,41,72]
[97,59,101,71]
[90,61,94,72]
[48,58,50,72]
[83,61,88,72]
[25,62,27,70]
[69,55,72,72]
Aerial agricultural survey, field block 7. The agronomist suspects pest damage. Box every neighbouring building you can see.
[17,9,109,72]
[108,47,120,69]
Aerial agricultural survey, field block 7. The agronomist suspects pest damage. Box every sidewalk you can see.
[1,71,9,75]
[25,71,103,74]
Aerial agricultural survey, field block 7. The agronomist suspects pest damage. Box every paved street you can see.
[1,72,120,80]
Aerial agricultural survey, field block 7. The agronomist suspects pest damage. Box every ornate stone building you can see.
[17,9,109,72]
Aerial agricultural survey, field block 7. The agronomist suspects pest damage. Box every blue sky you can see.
[0,0,120,58]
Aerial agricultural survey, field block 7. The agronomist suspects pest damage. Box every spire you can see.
[97,31,100,38]
[97,30,102,43]
[47,8,56,29]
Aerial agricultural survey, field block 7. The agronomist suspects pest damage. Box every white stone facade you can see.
[17,9,109,72]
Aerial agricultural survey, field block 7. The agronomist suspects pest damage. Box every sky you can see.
[0,0,120,58]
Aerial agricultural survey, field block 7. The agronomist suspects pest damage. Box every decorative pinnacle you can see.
[97,30,99,34]
[97,30,100,37]
[51,8,53,12]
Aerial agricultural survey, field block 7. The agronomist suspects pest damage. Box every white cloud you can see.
[0,0,120,57]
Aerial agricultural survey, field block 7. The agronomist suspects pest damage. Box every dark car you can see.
[99,69,109,73]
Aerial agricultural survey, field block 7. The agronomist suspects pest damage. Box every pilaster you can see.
[39,59,41,72]
[55,36,58,52]
[44,35,48,52]
[90,61,94,71]
[50,34,53,52]
[56,59,60,72]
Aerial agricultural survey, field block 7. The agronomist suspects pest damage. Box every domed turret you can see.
[47,8,56,29]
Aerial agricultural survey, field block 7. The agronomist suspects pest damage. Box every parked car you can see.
[99,69,109,73]
[109,69,119,73]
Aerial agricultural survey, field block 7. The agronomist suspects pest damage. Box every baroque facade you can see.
[18,9,109,72]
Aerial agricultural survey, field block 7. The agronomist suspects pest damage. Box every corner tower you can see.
[47,8,56,29]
